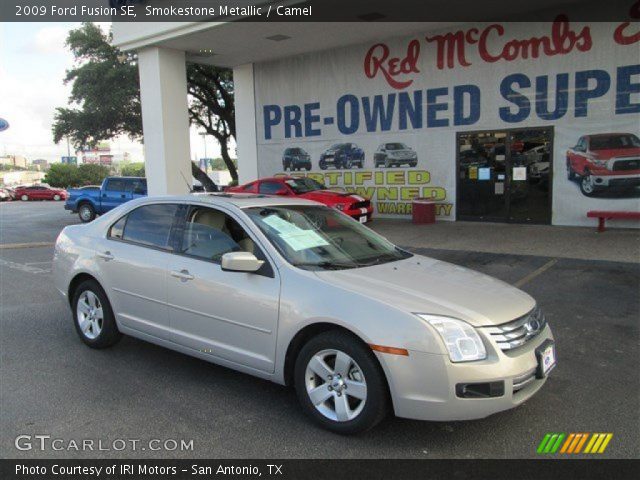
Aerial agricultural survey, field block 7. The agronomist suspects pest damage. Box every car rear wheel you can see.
[294,330,389,434]
[78,203,96,222]
[53,194,61,201]
[20,194,29,201]
[72,280,121,349]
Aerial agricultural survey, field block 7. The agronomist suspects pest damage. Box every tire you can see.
[305,166,311,171]
[344,159,353,169]
[294,330,389,434]
[21,194,29,201]
[72,279,122,349]
[567,158,576,181]
[53,194,61,201]
[283,162,289,171]
[580,173,598,197]
[78,203,96,223]
[319,159,328,170]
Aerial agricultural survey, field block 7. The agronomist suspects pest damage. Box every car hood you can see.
[314,256,534,326]
[592,147,640,159]
[301,189,362,204]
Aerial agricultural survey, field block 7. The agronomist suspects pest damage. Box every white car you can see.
[53,194,555,433]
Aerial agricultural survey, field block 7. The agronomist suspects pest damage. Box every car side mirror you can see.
[221,251,264,273]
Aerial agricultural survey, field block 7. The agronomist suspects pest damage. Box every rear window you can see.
[111,204,179,250]
[105,179,126,191]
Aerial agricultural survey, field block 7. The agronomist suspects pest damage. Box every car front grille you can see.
[351,200,371,210]
[483,307,546,351]
[612,157,640,171]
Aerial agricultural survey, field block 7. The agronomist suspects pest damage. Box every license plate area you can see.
[359,216,368,223]
[535,339,556,378]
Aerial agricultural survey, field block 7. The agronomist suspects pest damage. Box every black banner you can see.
[1,0,639,22]
[2,459,640,480]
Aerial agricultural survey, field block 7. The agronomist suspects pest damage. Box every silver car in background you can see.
[53,194,555,434]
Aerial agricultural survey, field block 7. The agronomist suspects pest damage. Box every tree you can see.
[44,163,110,188]
[44,164,79,188]
[52,23,236,189]
[120,162,145,177]
[186,65,237,181]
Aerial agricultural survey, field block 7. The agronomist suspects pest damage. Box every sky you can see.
[0,22,226,163]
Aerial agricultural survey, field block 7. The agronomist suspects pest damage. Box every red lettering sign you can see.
[364,40,420,90]
[614,0,640,45]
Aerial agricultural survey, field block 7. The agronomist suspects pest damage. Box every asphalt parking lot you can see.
[1,201,638,459]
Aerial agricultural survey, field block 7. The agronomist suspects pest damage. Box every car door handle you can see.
[97,251,114,261]
[171,269,194,281]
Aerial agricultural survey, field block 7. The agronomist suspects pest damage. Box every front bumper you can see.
[345,206,373,222]
[588,170,640,188]
[377,324,554,421]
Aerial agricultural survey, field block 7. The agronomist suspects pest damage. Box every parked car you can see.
[524,145,549,166]
[0,187,15,201]
[53,195,555,434]
[374,143,418,168]
[227,176,373,223]
[65,177,147,222]
[319,143,365,170]
[566,133,640,196]
[14,185,68,201]
[282,147,312,171]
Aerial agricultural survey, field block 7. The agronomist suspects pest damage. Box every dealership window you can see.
[109,204,179,250]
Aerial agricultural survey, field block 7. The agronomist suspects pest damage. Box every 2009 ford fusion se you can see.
[53,194,555,434]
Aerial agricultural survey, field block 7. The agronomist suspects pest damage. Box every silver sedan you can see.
[53,194,555,434]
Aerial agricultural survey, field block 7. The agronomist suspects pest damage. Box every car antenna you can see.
[179,170,194,193]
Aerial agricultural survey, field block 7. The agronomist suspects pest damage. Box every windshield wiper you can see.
[292,260,359,270]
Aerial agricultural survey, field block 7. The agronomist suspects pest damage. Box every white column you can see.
[138,47,191,195]
[233,63,259,184]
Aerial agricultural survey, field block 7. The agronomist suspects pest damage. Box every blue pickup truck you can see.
[65,177,147,222]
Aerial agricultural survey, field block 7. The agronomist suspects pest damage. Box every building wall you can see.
[251,19,640,226]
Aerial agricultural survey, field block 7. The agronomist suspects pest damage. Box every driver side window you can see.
[179,207,257,263]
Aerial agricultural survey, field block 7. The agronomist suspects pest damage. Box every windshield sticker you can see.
[262,214,329,251]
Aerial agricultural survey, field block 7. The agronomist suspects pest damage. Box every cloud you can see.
[26,26,71,55]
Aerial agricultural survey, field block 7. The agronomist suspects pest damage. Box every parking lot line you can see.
[514,259,558,288]
[0,242,54,250]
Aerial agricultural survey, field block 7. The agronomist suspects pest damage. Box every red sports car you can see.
[566,133,640,196]
[15,185,68,201]
[227,176,374,222]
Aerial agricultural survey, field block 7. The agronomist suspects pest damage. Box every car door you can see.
[166,204,280,373]
[97,203,181,340]
[101,178,131,212]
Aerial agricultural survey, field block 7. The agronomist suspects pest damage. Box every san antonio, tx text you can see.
[16,463,283,476]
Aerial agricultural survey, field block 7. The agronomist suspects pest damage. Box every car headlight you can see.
[416,314,487,362]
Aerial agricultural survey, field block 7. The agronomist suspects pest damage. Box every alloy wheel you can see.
[76,291,103,340]
[79,205,92,221]
[581,175,594,194]
[304,349,367,422]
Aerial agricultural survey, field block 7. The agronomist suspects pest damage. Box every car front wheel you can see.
[21,194,29,201]
[580,174,598,197]
[72,279,121,349]
[53,194,61,201]
[294,330,389,434]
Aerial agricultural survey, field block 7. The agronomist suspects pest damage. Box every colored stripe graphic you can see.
[538,433,613,454]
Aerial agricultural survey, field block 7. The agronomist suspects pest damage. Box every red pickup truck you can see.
[566,133,640,197]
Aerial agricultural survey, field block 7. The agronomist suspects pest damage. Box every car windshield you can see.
[285,178,327,193]
[289,148,304,154]
[590,134,640,150]
[244,205,412,271]
[386,143,408,150]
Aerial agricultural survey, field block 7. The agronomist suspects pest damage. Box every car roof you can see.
[138,193,321,209]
